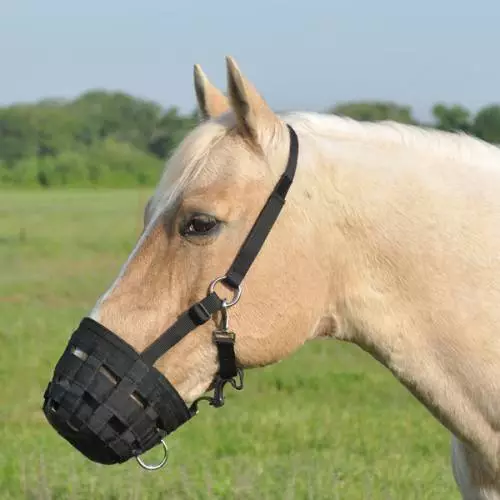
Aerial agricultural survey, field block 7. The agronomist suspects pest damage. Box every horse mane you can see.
[282,111,500,170]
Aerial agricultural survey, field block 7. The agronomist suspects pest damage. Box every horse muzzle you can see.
[42,317,193,465]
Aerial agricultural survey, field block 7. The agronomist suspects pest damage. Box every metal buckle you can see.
[212,330,235,343]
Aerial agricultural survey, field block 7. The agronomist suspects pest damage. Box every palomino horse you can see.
[43,57,500,499]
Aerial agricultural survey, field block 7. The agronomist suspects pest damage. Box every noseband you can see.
[42,125,299,470]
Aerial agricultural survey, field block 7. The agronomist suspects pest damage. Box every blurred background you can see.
[1,1,498,498]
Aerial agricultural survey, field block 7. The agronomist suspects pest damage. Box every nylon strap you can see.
[213,335,238,380]
[224,125,299,289]
[140,292,223,365]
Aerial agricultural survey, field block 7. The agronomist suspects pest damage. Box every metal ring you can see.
[209,276,242,308]
[135,439,169,471]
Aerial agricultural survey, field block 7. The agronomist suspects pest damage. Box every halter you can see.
[141,123,299,399]
[42,124,299,471]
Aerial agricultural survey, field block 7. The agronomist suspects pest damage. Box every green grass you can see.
[0,189,458,499]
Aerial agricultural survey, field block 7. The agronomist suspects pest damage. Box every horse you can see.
[43,56,500,499]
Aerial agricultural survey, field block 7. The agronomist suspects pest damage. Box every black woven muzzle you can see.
[42,318,192,464]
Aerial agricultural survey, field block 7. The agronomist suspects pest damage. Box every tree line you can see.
[1,90,499,188]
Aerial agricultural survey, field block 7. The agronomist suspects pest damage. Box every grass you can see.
[0,189,459,499]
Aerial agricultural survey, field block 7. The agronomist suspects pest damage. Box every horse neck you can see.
[300,123,500,475]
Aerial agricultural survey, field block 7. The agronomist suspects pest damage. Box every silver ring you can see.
[135,439,169,471]
[209,276,242,308]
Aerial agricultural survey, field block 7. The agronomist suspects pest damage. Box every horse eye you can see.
[181,214,220,237]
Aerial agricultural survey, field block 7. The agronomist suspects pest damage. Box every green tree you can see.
[8,156,41,186]
[85,138,163,187]
[148,107,197,159]
[34,105,82,157]
[331,101,416,124]
[0,106,39,165]
[70,91,163,150]
[472,105,500,144]
[432,103,471,133]
[0,160,13,185]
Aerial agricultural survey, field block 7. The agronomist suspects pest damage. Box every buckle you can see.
[188,302,211,325]
[212,330,235,343]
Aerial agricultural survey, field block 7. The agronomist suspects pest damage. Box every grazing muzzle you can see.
[42,125,299,468]
[42,318,192,465]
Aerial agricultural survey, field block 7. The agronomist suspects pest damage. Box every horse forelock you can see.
[148,119,229,222]
[147,112,289,224]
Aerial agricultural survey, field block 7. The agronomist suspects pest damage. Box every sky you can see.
[1,0,499,121]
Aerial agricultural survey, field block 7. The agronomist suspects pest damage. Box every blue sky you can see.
[1,0,498,121]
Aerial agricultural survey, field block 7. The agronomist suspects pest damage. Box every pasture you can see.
[0,189,458,499]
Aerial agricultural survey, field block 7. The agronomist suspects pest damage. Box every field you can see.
[0,189,458,499]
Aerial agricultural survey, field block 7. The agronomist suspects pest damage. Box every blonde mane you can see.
[282,111,500,171]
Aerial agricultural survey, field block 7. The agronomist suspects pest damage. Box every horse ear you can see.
[193,64,230,120]
[225,56,280,145]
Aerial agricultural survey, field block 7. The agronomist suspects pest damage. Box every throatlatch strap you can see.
[140,292,223,365]
[224,125,299,289]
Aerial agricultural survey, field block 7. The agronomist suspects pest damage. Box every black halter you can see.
[141,124,299,395]
[42,124,299,469]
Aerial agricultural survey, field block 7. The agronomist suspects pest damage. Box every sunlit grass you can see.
[0,189,458,499]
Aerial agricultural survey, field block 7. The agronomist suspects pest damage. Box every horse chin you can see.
[181,376,217,406]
